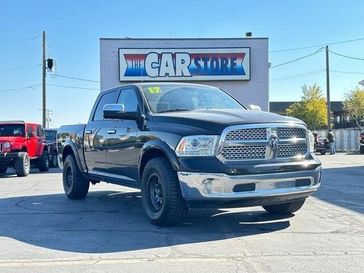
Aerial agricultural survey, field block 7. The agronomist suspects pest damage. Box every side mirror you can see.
[248,104,262,111]
[103,104,142,120]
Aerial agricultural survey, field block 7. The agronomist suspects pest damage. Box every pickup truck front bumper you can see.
[178,165,321,208]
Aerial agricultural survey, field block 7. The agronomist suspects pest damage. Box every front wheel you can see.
[63,155,89,199]
[141,157,187,226]
[14,152,30,177]
[263,200,305,215]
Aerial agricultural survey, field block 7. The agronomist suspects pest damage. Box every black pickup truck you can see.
[57,83,322,226]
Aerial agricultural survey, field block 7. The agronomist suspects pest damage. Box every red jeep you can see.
[0,121,49,177]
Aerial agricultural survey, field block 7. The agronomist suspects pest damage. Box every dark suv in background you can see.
[44,128,58,168]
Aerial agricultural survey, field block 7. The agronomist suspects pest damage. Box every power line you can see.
[0,34,42,45]
[52,74,100,83]
[270,69,325,82]
[0,64,41,72]
[270,37,364,53]
[330,69,364,75]
[329,50,364,61]
[47,84,99,91]
[270,47,324,69]
[0,84,40,92]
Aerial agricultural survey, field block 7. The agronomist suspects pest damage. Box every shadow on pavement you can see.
[0,167,62,178]
[314,165,364,214]
[0,190,291,253]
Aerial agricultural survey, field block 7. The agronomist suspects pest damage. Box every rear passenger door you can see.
[106,87,141,182]
[84,90,119,174]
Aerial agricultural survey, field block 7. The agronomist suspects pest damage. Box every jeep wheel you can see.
[263,200,305,215]
[0,164,7,174]
[63,155,89,199]
[141,157,187,226]
[14,152,30,177]
[360,146,364,154]
[38,150,49,172]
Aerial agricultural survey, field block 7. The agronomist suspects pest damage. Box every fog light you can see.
[202,179,213,194]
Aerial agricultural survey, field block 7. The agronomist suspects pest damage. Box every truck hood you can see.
[149,109,305,135]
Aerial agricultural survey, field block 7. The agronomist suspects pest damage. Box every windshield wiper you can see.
[158,108,192,113]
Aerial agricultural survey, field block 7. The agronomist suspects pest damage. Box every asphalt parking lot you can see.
[0,153,363,273]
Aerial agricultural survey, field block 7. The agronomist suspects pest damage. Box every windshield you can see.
[0,124,25,137]
[44,130,56,141]
[140,84,245,113]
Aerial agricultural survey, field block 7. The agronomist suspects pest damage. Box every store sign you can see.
[119,48,250,81]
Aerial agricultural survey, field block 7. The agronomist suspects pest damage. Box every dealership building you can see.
[100,38,269,110]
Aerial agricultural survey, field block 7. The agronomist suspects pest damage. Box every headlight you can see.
[175,135,219,157]
[3,142,11,149]
[307,130,315,153]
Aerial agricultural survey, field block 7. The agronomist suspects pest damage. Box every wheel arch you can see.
[62,141,86,173]
[139,140,179,180]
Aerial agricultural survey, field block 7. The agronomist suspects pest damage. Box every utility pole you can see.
[325,45,331,130]
[42,31,46,128]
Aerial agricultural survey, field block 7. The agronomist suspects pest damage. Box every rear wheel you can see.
[141,157,187,226]
[0,163,7,174]
[14,152,30,177]
[38,150,49,172]
[63,155,89,199]
[263,200,305,215]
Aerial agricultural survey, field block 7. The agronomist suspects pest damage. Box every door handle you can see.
[85,129,93,134]
[107,129,116,134]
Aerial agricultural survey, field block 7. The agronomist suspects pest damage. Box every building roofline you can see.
[100,37,268,41]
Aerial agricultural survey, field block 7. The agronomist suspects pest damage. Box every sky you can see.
[0,0,364,127]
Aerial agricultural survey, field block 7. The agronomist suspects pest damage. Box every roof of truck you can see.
[0,121,40,126]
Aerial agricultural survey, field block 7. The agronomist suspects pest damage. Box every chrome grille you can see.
[218,124,308,161]
[225,128,267,141]
[277,143,307,158]
[221,145,266,160]
[277,128,306,139]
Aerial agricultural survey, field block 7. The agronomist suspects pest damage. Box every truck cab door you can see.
[84,90,119,175]
[105,87,141,183]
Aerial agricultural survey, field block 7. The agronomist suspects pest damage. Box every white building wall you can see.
[100,38,269,111]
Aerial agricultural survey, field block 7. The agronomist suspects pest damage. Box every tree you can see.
[286,84,327,130]
[343,87,364,130]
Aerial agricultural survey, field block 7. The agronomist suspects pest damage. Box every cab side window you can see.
[27,126,34,137]
[93,90,119,121]
[117,88,140,112]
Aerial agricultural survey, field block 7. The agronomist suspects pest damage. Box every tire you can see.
[0,163,7,174]
[320,151,326,155]
[63,155,89,199]
[14,152,30,177]
[263,200,305,215]
[141,157,187,226]
[49,152,58,168]
[360,146,364,154]
[38,150,49,172]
